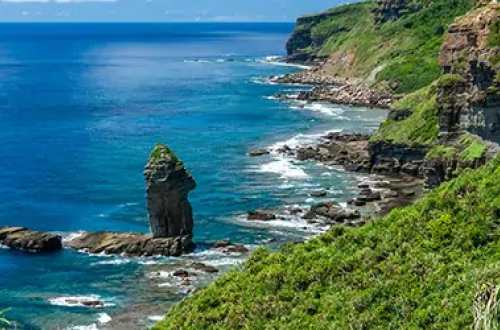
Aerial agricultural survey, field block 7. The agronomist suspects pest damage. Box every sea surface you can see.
[0,23,387,329]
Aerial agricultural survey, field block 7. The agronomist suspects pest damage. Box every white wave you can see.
[258,158,309,179]
[66,313,111,330]
[97,313,112,324]
[267,130,339,154]
[202,257,244,267]
[250,76,278,86]
[0,244,8,249]
[148,315,164,322]
[93,258,131,266]
[259,55,311,69]
[49,295,115,308]
[301,103,348,118]
[62,231,86,243]
[68,325,98,330]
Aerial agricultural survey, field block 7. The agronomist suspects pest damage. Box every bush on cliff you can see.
[371,80,439,146]
[155,157,500,329]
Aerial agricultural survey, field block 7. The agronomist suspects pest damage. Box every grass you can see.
[460,134,488,162]
[488,19,500,48]
[149,144,181,165]
[155,157,500,329]
[370,81,439,145]
[289,0,475,94]
[425,133,488,162]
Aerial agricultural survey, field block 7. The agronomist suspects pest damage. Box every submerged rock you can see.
[145,144,196,239]
[247,210,276,221]
[248,148,270,157]
[190,262,219,273]
[0,226,62,253]
[65,232,193,257]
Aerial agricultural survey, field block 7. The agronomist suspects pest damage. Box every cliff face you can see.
[438,3,500,143]
[145,144,196,239]
[373,0,409,23]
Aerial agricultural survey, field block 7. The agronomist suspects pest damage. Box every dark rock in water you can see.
[248,148,270,157]
[213,240,231,248]
[353,199,367,207]
[357,192,382,202]
[65,232,194,257]
[190,262,219,273]
[219,244,249,254]
[81,300,104,308]
[173,269,190,278]
[145,144,196,239]
[289,208,303,215]
[247,210,276,221]
[0,227,62,253]
[310,190,327,197]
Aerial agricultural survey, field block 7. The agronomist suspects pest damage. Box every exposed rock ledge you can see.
[65,232,193,257]
[271,69,394,108]
[0,227,62,253]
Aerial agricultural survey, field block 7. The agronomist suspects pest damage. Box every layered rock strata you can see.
[0,227,62,253]
[145,144,196,239]
[65,231,193,257]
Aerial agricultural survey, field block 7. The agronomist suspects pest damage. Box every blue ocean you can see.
[0,23,387,329]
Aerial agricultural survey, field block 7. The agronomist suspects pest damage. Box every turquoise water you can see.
[0,23,387,329]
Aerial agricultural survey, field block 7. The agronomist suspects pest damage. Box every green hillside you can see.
[288,0,475,94]
[155,157,500,329]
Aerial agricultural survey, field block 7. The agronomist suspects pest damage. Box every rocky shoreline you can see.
[270,65,395,108]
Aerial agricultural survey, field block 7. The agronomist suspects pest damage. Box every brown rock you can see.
[0,227,62,253]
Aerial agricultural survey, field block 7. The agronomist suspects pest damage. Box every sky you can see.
[0,0,355,22]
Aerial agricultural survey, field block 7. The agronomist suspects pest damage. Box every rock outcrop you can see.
[65,231,193,257]
[0,227,62,253]
[373,0,410,24]
[64,144,197,257]
[438,3,500,143]
[145,144,196,239]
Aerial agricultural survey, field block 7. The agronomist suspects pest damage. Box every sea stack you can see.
[144,144,196,238]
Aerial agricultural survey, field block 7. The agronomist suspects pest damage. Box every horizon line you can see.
[0,20,296,24]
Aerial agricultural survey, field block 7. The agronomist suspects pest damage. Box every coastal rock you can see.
[218,244,249,254]
[65,232,194,257]
[304,202,360,224]
[247,210,277,221]
[310,190,327,197]
[145,144,196,238]
[190,262,219,273]
[439,3,500,143]
[248,148,270,157]
[0,227,62,253]
[212,240,231,248]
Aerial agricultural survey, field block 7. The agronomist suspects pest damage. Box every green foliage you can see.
[291,0,475,94]
[425,133,487,162]
[155,158,500,329]
[426,144,458,160]
[371,82,439,145]
[488,19,500,48]
[459,134,488,162]
[149,144,180,165]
